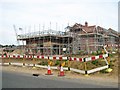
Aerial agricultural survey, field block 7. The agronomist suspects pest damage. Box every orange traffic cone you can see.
[58,66,65,76]
[45,65,53,75]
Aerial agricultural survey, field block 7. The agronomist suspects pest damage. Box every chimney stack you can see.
[85,22,88,27]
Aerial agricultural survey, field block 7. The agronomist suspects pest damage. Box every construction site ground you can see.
[1,53,119,86]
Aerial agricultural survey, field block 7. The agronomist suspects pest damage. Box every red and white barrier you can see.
[2,55,8,58]
[0,54,108,63]
[85,54,108,62]
[49,56,67,60]
[24,55,32,59]
[69,57,83,62]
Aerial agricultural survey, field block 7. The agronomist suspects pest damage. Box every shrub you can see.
[96,50,102,55]
[109,53,113,57]
[100,69,108,73]
[41,61,47,65]
[91,51,97,55]
[109,61,114,68]
[78,50,84,55]
[91,60,98,65]
[55,60,60,66]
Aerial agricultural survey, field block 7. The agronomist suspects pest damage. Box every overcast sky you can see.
[0,0,119,45]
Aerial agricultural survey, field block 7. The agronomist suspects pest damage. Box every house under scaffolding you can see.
[17,22,119,55]
[17,30,73,55]
[66,22,119,54]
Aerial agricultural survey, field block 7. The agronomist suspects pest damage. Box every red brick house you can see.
[67,22,118,54]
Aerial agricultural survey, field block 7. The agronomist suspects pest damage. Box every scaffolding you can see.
[15,22,119,56]
[66,22,119,54]
[17,28,73,56]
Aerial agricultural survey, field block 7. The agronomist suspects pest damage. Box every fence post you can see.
[84,58,89,76]
[67,57,70,71]
[32,54,36,69]
[23,55,25,67]
[8,55,11,65]
[106,53,112,72]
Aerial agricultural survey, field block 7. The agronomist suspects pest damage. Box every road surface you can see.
[2,71,118,88]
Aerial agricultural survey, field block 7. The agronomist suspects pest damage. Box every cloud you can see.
[0,0,118,45]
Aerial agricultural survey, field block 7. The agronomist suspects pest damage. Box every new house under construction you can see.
[17,29,73,55]
[16,22,119,55]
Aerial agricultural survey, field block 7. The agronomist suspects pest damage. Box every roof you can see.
[108,28,118,36]
[69,22,118,37]
[97,26,108,36]
[82,25,96,33]
[70,22,96,33]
